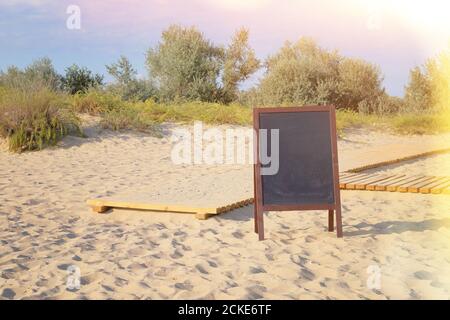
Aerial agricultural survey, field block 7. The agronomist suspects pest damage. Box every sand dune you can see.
[1,120,450,299]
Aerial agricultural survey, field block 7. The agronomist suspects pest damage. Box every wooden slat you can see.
[396,176,435,193]
[419,177,450,194]
[345,174,389,190]
[341,174,380,189]
[431,180,450,194]
[354,175,395,190]
[407,176,443,193]
[87,197,256,218]
[340,172,357,178]
[442,186,450,195]
[386,175,426,192]
[370,175,407,191]
[350,174,388,190]
[86,199,218,214]
[340,173,373,183]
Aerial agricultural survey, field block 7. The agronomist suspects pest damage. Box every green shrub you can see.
[71,89,124,115]
[106,55,157,102]
[404,48,450,112]
[390,111,450,135]
[100,104,162,136]
[146,25,260,103]
[254,38,385,110]
[62,64,103,94]
[141,101,252,125]
[0,88,81,152]
[0,58,62,92]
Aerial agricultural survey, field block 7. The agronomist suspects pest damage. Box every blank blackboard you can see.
[253,106,342,240]
[258,111,335,206]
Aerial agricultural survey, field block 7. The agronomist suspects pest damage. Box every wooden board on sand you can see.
[86,198,254,220]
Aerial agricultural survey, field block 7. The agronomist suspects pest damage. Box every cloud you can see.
[0,0,53,7]
[198,0,271,11]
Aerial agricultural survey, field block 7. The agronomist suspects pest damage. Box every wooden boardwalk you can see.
[87,198,254,219]
[339,172,450,194]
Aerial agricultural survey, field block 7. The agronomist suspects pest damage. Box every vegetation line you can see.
[1,25,449,152]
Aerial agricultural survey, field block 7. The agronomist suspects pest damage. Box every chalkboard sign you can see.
[253,106,343,240]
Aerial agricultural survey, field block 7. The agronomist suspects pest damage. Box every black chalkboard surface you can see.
[253,106,343,240]
[260,111,335,206]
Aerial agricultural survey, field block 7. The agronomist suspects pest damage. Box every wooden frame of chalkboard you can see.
[253,105,343,240]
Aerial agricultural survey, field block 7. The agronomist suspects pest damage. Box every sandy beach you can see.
[1,118,450,300]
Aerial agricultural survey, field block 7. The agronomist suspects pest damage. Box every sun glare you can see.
[200,0,270,11]
[363,0,450,29]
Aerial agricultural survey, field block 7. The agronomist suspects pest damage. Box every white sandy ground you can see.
[1,118,450,299]
[365,153,450,176]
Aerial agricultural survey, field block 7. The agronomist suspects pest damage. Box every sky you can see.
[0,0,449,96]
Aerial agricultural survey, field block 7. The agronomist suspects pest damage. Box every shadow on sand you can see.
[344,218,450,237]
[220,206,450,239]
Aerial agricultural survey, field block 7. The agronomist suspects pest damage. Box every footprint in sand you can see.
[409,289,420,299]
[207,260,218,268]
[35,278,49,287]
[414,270,433,280]
[246,285,266,299]
[195,264,209,275]
[170,249,183,259]
[232,230,244,239]
[1,288,16,299]
[299,267,315,281]
[114,277,129,287]
[249,266,266,274]
[290,255,309,266]
[265,253,274,261]
[101,284,115,292]
[175,281,193,291]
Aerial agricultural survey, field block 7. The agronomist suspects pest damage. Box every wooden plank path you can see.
[87,172,449,220]
[339,172,450,194]
[87,143,450,219]
[87,198,254,220]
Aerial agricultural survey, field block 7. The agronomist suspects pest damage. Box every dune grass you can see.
[389,111,450,135]
[70,91,450,136]
[0,87,82,152]
[3,87,448,153]
[140,100,252,125]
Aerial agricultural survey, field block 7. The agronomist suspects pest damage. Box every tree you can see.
[106,56,157,101]
[257,38,342,105]
[255,37,384,110]
[62,64,104,94]
[426,49,450,110]
[146,25,224,102]
[0,57,62,91]
[404,67,432,111]
[404,47,450,111]
[221,28,260,103]
[106,55,137,86]
[24,57,62,91]
[337,58,384,110]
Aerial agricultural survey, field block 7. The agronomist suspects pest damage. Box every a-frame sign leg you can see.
[253,164,259,234]
[257,206,265,241]
[335,206,343,238]
[328,209,334,232]
[254,204,259,234]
